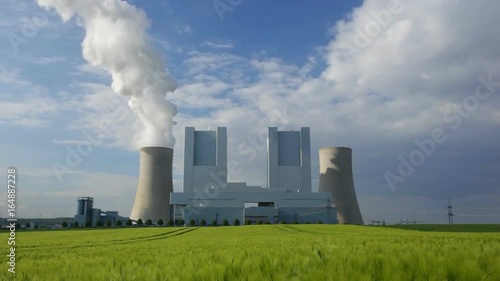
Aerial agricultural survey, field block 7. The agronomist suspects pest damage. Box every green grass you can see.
[1,225,499,280]
[385,224,500,232]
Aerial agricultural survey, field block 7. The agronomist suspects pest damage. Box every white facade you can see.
[171,126,336,225]
[267,127,311,192]
[183,127,227,193]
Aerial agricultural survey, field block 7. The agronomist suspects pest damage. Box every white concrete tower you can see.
[183,127,227,193]
[130,147,173,222]
[319,147,363,225]
[267,127,311,192]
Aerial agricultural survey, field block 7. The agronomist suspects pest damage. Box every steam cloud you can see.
[37,0,178,148]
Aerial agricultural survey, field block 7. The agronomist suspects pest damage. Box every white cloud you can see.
[52,139,94,145]
[202,40,234,49]
[0,67,32,87]
[74,63,111,78]
[183,51,245,76]
[173,80,233,109]
[150,36,183,53]
[323,0,500,112]
[176,24,192,35]
[34,56,66,64]
[0,67,62,127]
[0,19,12,27]
[63,82,139,149]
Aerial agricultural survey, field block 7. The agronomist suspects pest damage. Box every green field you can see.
[2,225,499,280]
[387,224,500,232]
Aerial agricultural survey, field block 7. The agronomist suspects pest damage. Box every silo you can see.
[76,197,94,226]
[130,147,173,222]
[77,199,84,216]
[319,147,364,225]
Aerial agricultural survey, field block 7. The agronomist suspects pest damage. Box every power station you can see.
[170,127,334,224]
[75,127,364,225]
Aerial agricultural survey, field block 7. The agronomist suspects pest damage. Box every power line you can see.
[456,214,500,217]
[370,218,385,225]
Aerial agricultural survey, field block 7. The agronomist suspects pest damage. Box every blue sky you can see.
[1,0,499,223]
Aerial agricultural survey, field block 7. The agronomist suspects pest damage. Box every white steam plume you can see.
[37,0,178,148]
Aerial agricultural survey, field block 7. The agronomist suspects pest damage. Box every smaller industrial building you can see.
[74,197,128,226]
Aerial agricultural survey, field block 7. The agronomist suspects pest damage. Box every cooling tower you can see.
[319,147,364,225]
[130,147,173,222]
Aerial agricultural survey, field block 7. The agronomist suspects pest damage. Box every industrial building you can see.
[170,127,337,225]
[267,127,311,192]
[76,126,364,226]
[74,197,128,226]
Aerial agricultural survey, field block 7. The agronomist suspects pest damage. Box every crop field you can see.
[1,225,499,281]
[387,224,500,232]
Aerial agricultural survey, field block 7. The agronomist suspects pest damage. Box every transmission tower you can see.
[448,198,454,224]
[326,198,332,224]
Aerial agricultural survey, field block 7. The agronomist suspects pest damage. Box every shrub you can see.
[145,219,153,226]
[280,220,286,224]
[317,220,323,224]
[95,221,103,227]
[156,219,164,226]
[106,221,112,227]
[115,220,122,227]
[73,221,79,228]
[178,219,185,226]
[222,219,229,226]
[125,219,133,226]
[85,220,92,228]
[211,220,217,226]
[245,219,251,225]
[167,219,174,226]
[293,220,299,224]
[234,219,240,226]
[137,218,143,226]
[200,219,207,226]
[265,220,271,225]
[257,220,263,225]
[189,219,196,226]
[61,221,68,228]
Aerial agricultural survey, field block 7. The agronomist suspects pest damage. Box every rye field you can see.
[1,224,499,281]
